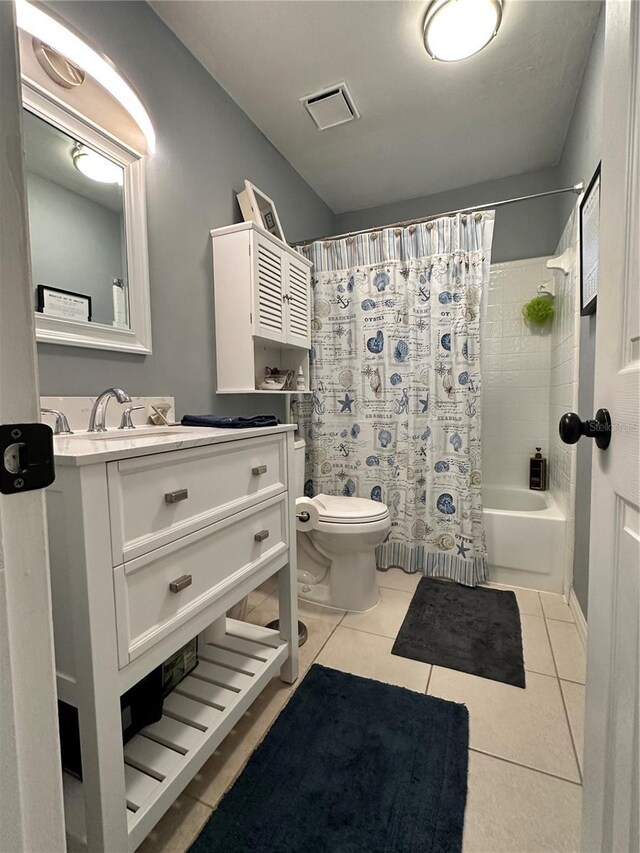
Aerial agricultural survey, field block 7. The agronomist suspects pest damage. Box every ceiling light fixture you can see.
[423,0,503,62]
[72,144,123,185]
[15,0,156,152]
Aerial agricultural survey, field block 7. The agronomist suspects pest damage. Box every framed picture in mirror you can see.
[237,180,285,242]
[36,285,92,323]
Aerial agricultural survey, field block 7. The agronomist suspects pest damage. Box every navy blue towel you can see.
[181,414,280,429]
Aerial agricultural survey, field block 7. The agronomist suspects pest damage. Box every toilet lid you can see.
[313,494,389,523]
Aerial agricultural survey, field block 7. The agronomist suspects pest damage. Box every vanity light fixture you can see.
[72,144,123,185]
[423,0,503,62]
[15,0,156,152]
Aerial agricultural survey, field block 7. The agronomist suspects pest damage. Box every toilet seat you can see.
[312,494,389,524]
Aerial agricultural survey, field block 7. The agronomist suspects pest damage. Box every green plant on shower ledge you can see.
[522,293,555,327]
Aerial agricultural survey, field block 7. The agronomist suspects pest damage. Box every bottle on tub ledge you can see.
[529,447,547,490]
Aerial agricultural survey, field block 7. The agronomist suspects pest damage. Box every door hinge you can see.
[0,423,56,495]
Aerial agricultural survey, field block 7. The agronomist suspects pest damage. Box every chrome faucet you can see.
[119,405,144,429]
[41,408,73,435]
[88,388,132,432]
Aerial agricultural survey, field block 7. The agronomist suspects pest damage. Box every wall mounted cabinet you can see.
[211,222,313,393]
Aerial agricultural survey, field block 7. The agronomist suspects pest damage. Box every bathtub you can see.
[482,486,566,593]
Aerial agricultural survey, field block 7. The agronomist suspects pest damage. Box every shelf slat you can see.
[161,691,224,731]
[199,642,267,673]
[124,764,161,811]
[174,674,238,709]
[124,736,183,781]
[141,714,206,754]
[192,659,254,693]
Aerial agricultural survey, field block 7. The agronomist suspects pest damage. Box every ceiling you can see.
[152,0,602,214]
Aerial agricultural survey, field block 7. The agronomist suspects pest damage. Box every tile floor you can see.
[139,572,587,853]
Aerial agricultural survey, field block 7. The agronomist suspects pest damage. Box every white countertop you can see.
[52,424,296,466]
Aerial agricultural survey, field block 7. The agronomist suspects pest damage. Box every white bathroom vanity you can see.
[47,424,298,851]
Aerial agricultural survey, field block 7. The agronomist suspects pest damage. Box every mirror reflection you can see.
[23,109,130,328]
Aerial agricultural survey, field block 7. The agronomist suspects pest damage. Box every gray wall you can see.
[334,166,565,265]
[36,1,334,418]
[27,172,124,325]
[558,7,605,618]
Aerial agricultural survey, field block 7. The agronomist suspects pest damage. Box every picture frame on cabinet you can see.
[579,162,601,316]
[237,180,285,242]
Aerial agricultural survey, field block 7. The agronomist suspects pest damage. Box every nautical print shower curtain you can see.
[296,212,495,586]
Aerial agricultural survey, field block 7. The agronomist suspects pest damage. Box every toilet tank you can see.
[294,438,306,498]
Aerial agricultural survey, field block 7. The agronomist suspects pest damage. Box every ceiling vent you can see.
[301,82,360,130]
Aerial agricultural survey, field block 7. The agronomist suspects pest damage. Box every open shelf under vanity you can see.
[63,619,288,852]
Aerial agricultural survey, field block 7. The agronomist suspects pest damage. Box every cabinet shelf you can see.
[62,619,288,852]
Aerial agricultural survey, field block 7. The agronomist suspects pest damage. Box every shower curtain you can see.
[296,212,495,586]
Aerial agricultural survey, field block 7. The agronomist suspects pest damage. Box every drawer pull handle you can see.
[165,489,188,504]
[252,464,267,476]
[169,574,192,593]
[254,529,270,543]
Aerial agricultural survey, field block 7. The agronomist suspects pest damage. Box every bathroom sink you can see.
[58,427,194,441]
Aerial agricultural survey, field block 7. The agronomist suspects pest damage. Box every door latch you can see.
[0,423,56,495]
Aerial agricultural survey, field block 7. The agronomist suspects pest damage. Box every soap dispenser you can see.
[529,447,547,491]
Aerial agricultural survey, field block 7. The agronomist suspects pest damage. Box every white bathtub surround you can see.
[547,206,581,598]
[481,257,553,489]
[482,486,566,592]
[40,395,176,432]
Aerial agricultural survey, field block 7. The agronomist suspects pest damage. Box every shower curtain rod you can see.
[290,182,584,248]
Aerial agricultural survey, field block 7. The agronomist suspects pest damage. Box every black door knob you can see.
[559,409,612,450]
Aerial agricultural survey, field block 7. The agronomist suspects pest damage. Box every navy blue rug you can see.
[392,579,526,688]
[190,664,469,853]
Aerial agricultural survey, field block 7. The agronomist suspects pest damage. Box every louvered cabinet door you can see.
[285,255,311,348]
[252,232,286,343]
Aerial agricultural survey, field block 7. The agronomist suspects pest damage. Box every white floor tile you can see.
[428,667,580,781]
[463,751,582,853]
[315,626,431,692]
[486,583,543,617]
[561,680,585,774]
[541,592,574,622]
[376,567,422,593]
[547,619,586,683]
[136,794,211,853]
[341,587,413,639]
[521,614,556,676]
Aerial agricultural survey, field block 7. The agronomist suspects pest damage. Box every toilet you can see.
[294,439,391,612]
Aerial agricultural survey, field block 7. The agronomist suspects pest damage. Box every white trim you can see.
[0,4,65,847]
[569,586,587,648]
[23,85,152,355]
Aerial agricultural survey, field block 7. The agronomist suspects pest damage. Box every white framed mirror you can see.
[23,84,152,354]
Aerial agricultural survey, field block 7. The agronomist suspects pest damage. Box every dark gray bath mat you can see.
[392,578,525,688]
[189,664,469,853]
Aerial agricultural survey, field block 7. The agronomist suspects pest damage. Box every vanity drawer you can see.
[114,495,288,665]
[108,434,286,563]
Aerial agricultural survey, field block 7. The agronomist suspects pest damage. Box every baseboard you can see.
[569,587,587,648]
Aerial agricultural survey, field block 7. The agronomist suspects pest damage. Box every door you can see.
[286,254,311,349]
[252,230,286,343]
[582,1,640,851]
[0,4,65,850]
